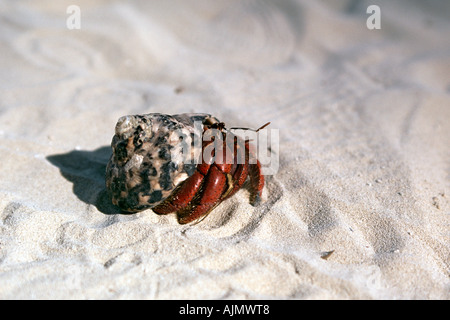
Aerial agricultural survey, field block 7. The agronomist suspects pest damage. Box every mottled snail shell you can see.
[105,113,220,212]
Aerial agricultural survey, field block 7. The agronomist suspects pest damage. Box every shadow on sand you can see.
[47,146,123,215]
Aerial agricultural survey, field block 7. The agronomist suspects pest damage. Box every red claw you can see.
[177,165,227,224]
[152,170,205,215]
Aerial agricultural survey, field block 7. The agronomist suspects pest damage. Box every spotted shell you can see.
[105,113,220,212]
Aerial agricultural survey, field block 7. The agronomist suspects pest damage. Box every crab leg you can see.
[246,141,264,206]
[177,140,234,224]
[222,136,249,200]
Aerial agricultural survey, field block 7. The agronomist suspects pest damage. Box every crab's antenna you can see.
[230,122,271,132]
[256,122,271,132]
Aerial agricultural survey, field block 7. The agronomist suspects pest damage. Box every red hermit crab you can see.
[105,113,267,224]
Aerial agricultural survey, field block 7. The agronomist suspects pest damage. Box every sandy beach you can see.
[0,0,449,299]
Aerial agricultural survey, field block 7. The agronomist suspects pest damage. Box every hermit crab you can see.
[105,113,266,224]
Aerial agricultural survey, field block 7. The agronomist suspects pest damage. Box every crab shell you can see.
[105,113,220,212]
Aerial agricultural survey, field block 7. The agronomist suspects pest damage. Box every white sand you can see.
[0,0,449,299]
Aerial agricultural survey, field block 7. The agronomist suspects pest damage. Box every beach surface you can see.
[0,0,449,299]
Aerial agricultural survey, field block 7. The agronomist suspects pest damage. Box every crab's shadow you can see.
[47,146,122,214]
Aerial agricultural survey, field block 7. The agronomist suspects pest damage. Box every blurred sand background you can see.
[0,0,449,299]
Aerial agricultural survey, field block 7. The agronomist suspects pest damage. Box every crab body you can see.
[106,113,264,224]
